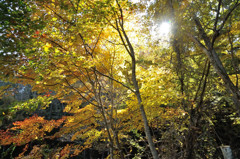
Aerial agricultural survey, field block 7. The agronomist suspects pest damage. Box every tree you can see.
[1,0,160,158]
[190,0,240,112]
[1,0,240,158]
[144,0,240,157]
[0,0,45,80]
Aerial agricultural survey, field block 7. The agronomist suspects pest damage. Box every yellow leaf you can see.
[52,17,57,21]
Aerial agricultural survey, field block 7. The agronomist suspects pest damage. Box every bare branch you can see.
[78,33,93,57]
[115,19,132,57]
[116,0,124,26]
[197,61,211,108]
[45,38,68,52]
[64,78,100,108]
[213,0,222,32]
[193,16,212,49]
[91,29,103,55]
[194,60,208,102]
[212,2,240,44]
[42,4,74,25]
[94,69,135,93]
[218,2,240,32]
[186,33,209,53]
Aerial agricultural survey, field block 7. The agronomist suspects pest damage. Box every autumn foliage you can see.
[0,115,65,146]
[1,0,240,158]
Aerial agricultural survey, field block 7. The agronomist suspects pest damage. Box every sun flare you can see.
[158,22,171,36]
[151,21,172,44]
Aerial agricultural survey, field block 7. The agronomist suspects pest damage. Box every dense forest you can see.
[1,0,240,158]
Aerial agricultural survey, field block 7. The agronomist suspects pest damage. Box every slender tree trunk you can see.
[122,18,159,159]
[114,131,124,159]
[109,76,125,159]
[131,56,159,159]
[99,98,114,159]
[108,1,159,158]
[92,75,114,159]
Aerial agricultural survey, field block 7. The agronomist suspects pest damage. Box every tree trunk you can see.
[113,1,159,158]
[131,46,159,159]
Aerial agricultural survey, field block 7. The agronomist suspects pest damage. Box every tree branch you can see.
[213,0,222,32]
[212,2,240,44]
[94,69,135,93]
